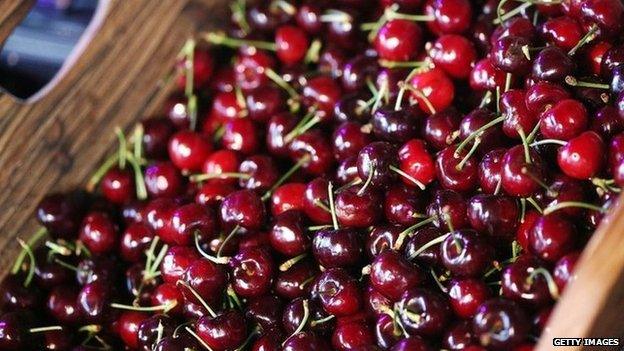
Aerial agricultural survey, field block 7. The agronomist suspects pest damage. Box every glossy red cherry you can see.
[525,81,571,115]
[430,34,477,79]
[302,76,343,121]
[398,139,436,188]
[500,89,538,139]
[425,0,473,35]
[335,186,383,228]
[553,251,580,292]
[275,25,310,65]
[470,58,507,91]
[234,50,275,91]
[384,185,425,226]
[467,194,519,242]
[557,131,605,179]
[501,145,546,197]
[372,107,420,144]
[448,279,491,319]
[375,19,423,61]
[220,189,266,230]
[332,321,375,351]
[230,247,274,297]
[196,310,247,351]
[313,228,363,268]
[441,229,494,277]
[409,68,455,114]
[144,161,183,198]
[473,299,530,350]
[540,16,583,51]
[79,211,118,254]
[435,146,479,192]
[370,250,425,300]
[168,131,212,172]
[502,255,555,307]
[160,246,199,284]
[101,167,135,204]
[530,213,577,263]
[397,288,452,336]
[269,210,309,257]
[117,311,149,349]
[315,268,362,316]
[271,182,306,216]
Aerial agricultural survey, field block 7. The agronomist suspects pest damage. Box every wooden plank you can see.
[0,0,227,276]
[0,0,34,45]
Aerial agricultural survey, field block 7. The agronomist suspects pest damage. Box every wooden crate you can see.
[0,1,622,350]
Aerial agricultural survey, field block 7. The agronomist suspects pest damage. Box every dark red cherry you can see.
[501,145,546,197]
[332,321,375,351]
[79,211,118,254]
[302,76,343,122]
[78,280,112,323]
[372,107,420,144]
[525,81,571,115]
[234,50,275,91]
[137,315,175,351]
[435,146,479,192]
[341,55,380,92]
[271,183,306,216]
[313,228,363,268]
[220,189,265,230]
[375,19,423,61]
[409,68,455,114]
[532,46,574,82]
[459,108,506,155]
[160,246,199,284]
[282,331,328,351]
[196,310,247,351]
[490,17,535,44]
[384,185,425,226]
[289,130,334,175]
[397,288,452,336]
[478,148,506,194]
[375,313,403,349]
[426,189,469,230]
[275,25,309,65]
[448,279,491,319]
[269,210,309,257]
[357,141,398,189]
[151,283,184,316]
[530,214,577,263]
[296,4,323,34]
[335,186,383,228]
[238,154,279,192]
[500,89,537,139]
[0,312,27,350]
[221,119,259,155]
[230,247,274,298]
[36,192,84,239]
[246,85,285,123]
[492,36,531,75]
[425,0,472,35]
[168,131,212,172]
[540,16,583,51]
[182,259,227,307]
[403,226,445,266]
[366,225,402,258]
[580,0,624,36]
[557,131,605,179]
[201,149,241,186]
[0,276,42,311]
[246,295,283,331]
[398,139,436,188]
[315,268,362,316]
[467,194,519,242]
[303,178,332,224]
[101,167,135,204]
[440,229,494,277]
[163,203,216,246]
[443,321,476,350]
[333,122,372,162]
[470,58,507,91]
[553,251,580,292]
[424,108,462,150]
[275,259,318,299]
[391,336,433,351]
[502,255,554,307]
[540,99,588,141]
[370,250,425,300]
[430,34,477,79]
[163,94,191,129]
[473,299,530,350]
[144,161,183,198]
[47,285,82,325]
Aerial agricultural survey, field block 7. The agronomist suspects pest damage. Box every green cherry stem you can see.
[262,154,311,201]
[393,216,437,251]
[204,31,277,51]
[455,116,505,155]
[389,165,426,190]
[328,181,339,230]
[565,76,610,89]
[527,267,560,300]
[543,201,606,215]
[11,227,47,276]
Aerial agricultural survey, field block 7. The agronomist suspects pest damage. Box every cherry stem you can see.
[526,197,543,214]
[115,127,127,170]
[283,299,309,346]
[203,31,277,51]
[227,286,243,310]
[190,172,251,183]
[399,82,436,114]
[568,24,599,56]
[45,240,73,257]
[230,0,250,34]
[308,224,333,231]
[195,232,231,265]
[430,268,448,293]
[125,152,149,200]
[312,199,332,213]
[444,214,463,252]
[526,122,542,144]
[217,225,241,257]
[11,227,47,277]
[186,326,216,351]
[86,152,119,192]
[543,201,606,215]
[327,181,340,230]
[132,124,144,161]
[15,239,36,287]
[143,237,168,282]
[357,163,376,196]
[384,5,434,22]
[265,68,300,102]
[494,178,503,195]
[565,76,610,90]
[389,165,426,190]
[479,91,493,108]
[455,116,505,155]
[520,167,553,195]
[319,9,353,23]
[494,1,532,25]
[371,80,389,113]
[394,68,422,111]
[177,280,217,318]
[262,154,311,201]
[504,72,513,92]
[456,138,480,171]
[279,253,307,272]
[110,301,177,313]
[394,216,436,251]
[304,39,322,64]
[592,178,622,194]
[517,127,532,164]
[529,139,566,147]
[527,267,560,300]
[379,59,428,69]
[29,326,63,333]
[270,0,296,15]
[310,314,335,327]
[283,111,321,144]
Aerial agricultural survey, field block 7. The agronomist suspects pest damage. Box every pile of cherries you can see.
[4,0,624,349]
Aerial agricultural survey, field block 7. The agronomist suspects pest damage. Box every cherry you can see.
[230,247,274,297]
[580,0,624,36]
[525,81,571,115]
[502,255,556,308]
[164,94,191,129]
[530,213,577,263]
[341,55,380,92]
[221,119,260,155]
[0,312,27,350]
[332,122,371,162]
[79,211,118,254]
[357,141,398,189]
[370,250,425,300]
[34,258,71,289]
[160,246,199,284]
[553,251,580,292]
[375,313,402,349]
[430,34,477,79]
[335,186,383,228]
[270,210,310,257]
[540,16,583,51]
[409,68,455,114]
[473,299,530,350]
[76,255,119,285]
[195,310,248,351]
[557,131,605,179]
[234,50,275,91]
[500,89,538,139]
[281,331,328,350]
[398,139,436,188]
[36,192,84,239]
[443,321,476,350]
[336,157,360,185]
[163,203,216,246]
[101,167,135,204]
[168,131,212,172]
[296,4,323,34]
[239,154,280,192]
[470,58,507,91]
[0,276,41,311]
[151,283,184,316]
[332,321,375,351]
[398,288,452,336]
[246,85,285,123]
[302,76,343,121]
[492,36,531,75]
[271,182,306,216]
[313,228,363,268]
[478,148,506,194]
[426,189,469,230]
[137,315,175,351]
[586,40,612,76]
[289,130,335,175]
[448,279,491,319]
[467,194,519,242]
[435,146,479,192]
[144,161,183,198]
[78,280,112,323]
[200,149,241,186]
[182,258,227,307]
[424,108,462,150]
[315,268,362,316]
[425,0,473,35]
[220,189,266,230]
[501,145,547,197]
[303,178,332,224]
[532,46,574,82]
[384,185,426,226]
[404,226,445,266]
[275,259,317,300]
[441,229,494,277]
[372,107,420,144]
[375,19,423,62]
[459,108,506,155]
[47,286,82,324]
[391,336,433,351]
[276,25,310,65]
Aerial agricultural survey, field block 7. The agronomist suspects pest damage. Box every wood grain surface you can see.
[0,0,226,275]
[0,0,35,45]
